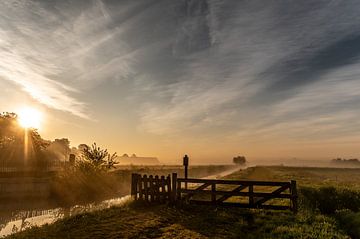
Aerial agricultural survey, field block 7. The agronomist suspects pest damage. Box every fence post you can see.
[249,184,254,206]
[291,180,298,213]
[172,173,177,203]
[131,173,137,200]
[211,183,216,204]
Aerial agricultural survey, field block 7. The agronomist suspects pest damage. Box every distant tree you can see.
[233,156,246,165]
[131,154,137,157]
[122,154,129,157]
[331,158,359,164]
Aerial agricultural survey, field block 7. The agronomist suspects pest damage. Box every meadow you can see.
[6,166,360,239]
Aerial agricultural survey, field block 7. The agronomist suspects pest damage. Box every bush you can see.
[50,165,119,206]
[300,186,360,214]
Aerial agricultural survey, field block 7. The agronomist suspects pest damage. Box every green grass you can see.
[6,166,360,239]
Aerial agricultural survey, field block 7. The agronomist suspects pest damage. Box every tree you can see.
[80,143,118,170]
[233,155,246,165]
[0,112,49,167]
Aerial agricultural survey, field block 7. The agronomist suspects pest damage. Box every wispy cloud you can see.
[0,0,131,118]
[2,0,360,151]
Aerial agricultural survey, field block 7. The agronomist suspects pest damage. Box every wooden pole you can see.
[183,155,189,190]
[291,180,298,213]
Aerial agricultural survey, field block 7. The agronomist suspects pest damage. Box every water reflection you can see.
[0,195,131,237]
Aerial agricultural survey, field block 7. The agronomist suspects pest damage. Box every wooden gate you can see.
[131,173,174,203]
[131,173,298,212]
[176,178,298,212]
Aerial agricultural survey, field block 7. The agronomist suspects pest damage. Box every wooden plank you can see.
[177,178,290,186]
[138,174,143,200]
[160,175,166,203]
[217,185,248,202]
[149,175,154,202]
[171,173,177,203]
[154,175,160,202]
[143,175,149,202]
[167,175,171,201]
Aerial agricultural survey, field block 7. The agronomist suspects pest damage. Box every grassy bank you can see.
[6,203,348,239]
[6,166,360,238]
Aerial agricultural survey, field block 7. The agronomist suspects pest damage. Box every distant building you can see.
[118,154,160,165]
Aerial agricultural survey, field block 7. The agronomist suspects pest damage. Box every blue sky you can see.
[1,0,360,163]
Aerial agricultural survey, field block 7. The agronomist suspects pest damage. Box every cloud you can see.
[2,0,360,147]
[0,0,131,118]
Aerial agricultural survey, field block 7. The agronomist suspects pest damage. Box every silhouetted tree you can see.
[0,112,49,168]
[233,156,246,165]
[80,143,118,170]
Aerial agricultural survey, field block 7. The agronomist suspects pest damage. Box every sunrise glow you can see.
[17,107,42,129]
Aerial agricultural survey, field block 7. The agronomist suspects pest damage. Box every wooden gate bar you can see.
[217,185,248,202]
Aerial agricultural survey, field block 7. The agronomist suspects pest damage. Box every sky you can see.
[1,0,360,164]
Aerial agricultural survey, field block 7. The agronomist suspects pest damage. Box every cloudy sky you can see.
[1,0,360,163]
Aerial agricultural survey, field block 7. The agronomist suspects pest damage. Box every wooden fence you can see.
[131,173,298,212]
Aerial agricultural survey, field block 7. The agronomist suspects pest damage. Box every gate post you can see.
[291,180,298,213]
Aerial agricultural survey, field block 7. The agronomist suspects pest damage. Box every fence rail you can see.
[131,173,298,212]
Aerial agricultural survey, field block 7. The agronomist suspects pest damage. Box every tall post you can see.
[183,154,189,190]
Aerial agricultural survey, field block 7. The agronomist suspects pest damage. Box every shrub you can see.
[300,186,360,214]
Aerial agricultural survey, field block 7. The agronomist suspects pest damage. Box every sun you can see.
[17,107,42,129]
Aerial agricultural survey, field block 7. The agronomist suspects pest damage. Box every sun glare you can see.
[18,107,42,129]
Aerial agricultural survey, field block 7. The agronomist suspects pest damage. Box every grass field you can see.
[6,166,360,239]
